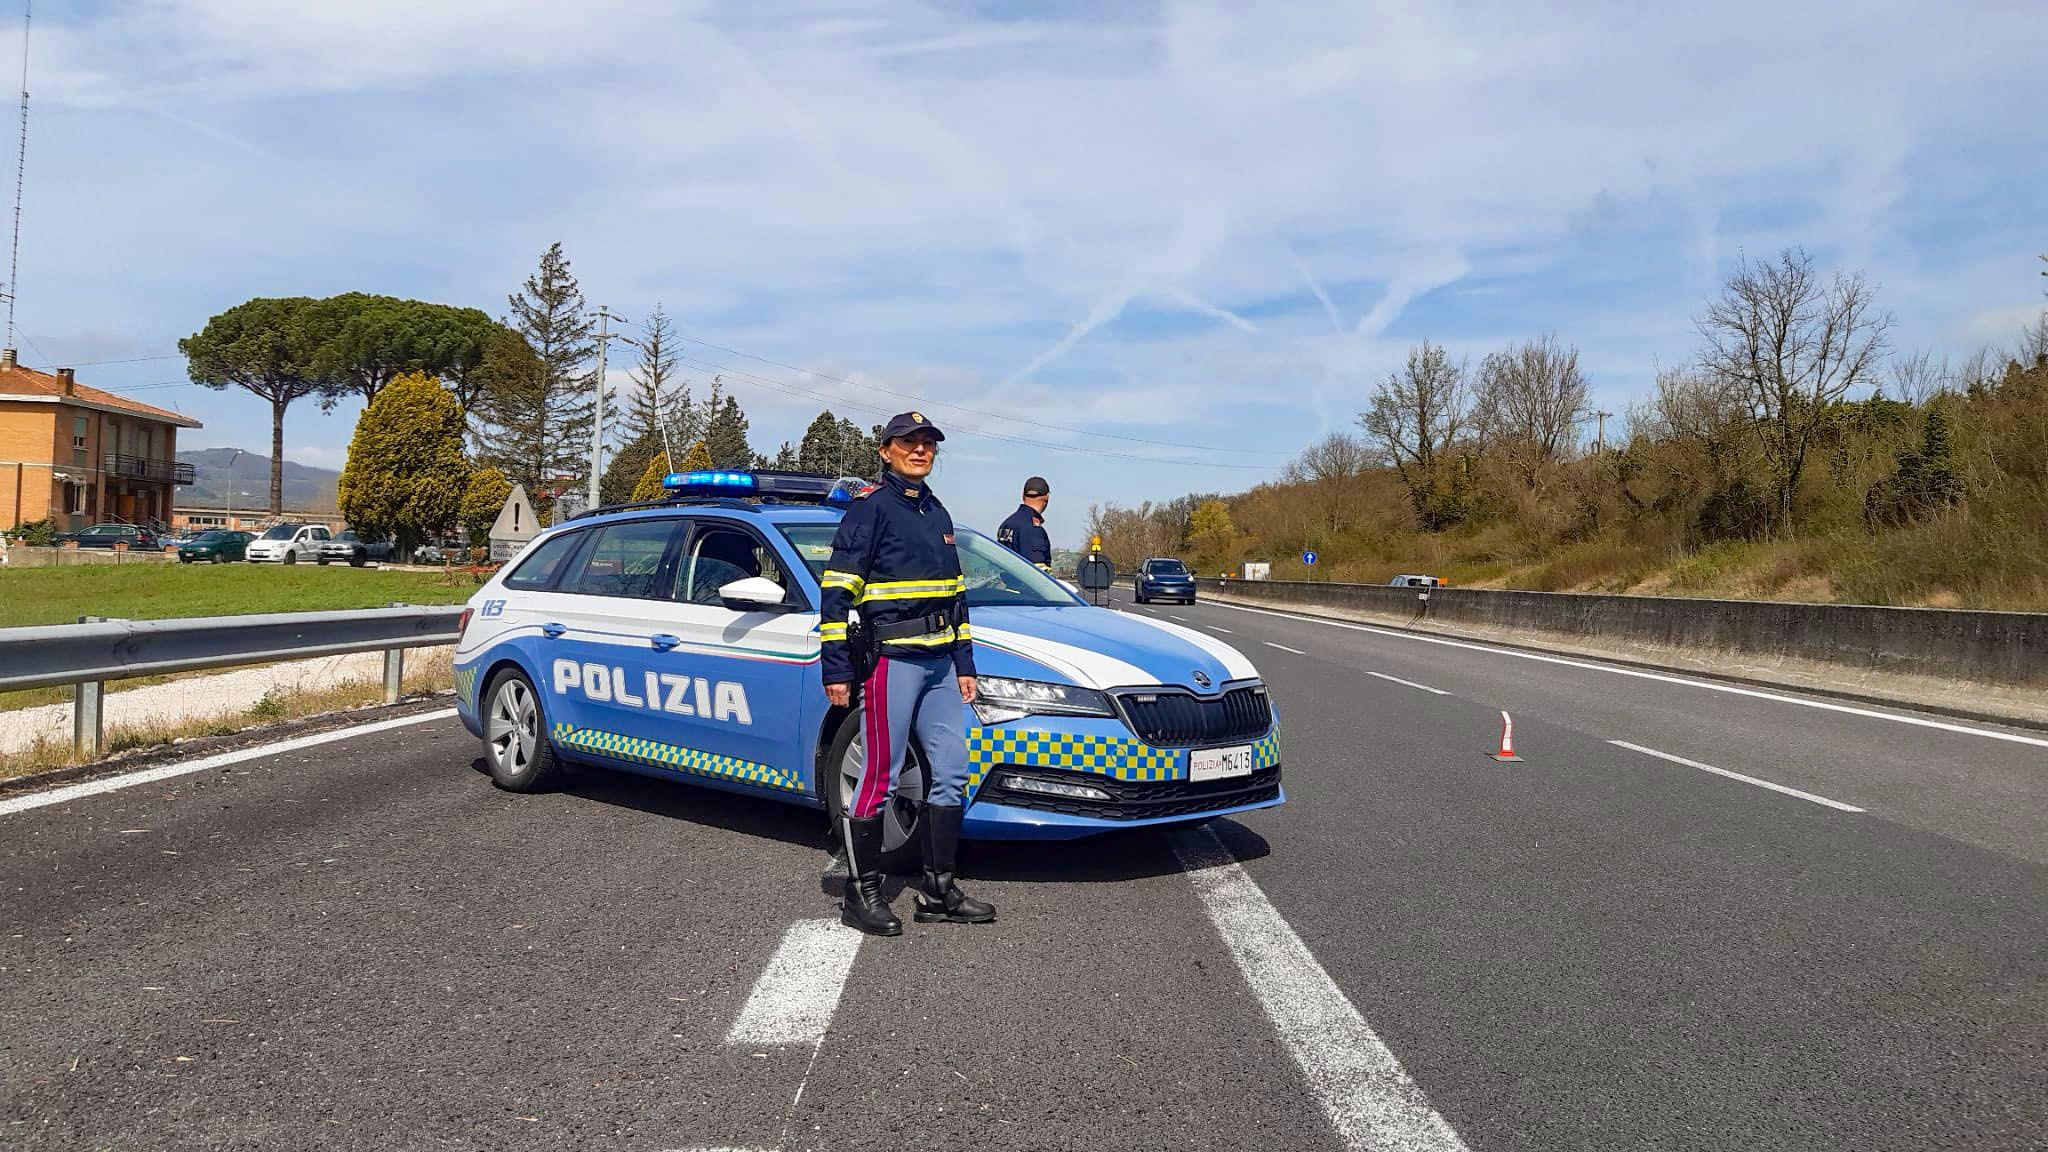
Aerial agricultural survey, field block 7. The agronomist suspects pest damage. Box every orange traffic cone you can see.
[1490,711,1523,763]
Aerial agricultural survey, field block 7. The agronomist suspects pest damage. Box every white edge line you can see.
[1173,826,1471,1152]
[724,918,863,1047]
[1206,599,2048,749]
[1263,642,1308,655]
[0,708,460,819]
[1609,739,1865,813]
[1364,670,1451,696]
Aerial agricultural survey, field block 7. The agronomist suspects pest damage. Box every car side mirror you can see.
[718,576,791,611]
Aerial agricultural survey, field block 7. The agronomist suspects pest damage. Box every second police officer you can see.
[819,412,996,937]
[996,476,1053,571]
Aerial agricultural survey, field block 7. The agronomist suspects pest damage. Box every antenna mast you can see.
[5,1,27,348]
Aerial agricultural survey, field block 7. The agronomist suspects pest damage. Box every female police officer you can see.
[820,411,996,936]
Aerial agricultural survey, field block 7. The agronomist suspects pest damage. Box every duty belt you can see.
[870,610,962,644]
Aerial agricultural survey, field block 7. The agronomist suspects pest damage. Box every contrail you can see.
[1167,288,1260,334]
[1289,246,1347,336]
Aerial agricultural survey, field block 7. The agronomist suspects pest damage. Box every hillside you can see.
[1091,345,2048,612]
[176,448,340,510]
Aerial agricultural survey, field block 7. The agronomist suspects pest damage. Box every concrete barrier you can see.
[1197,578,2048,687]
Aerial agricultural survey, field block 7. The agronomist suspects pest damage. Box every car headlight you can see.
[971,676,1116,725]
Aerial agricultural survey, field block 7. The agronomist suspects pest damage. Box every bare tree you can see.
[1473,333,1592,484]
[1956,345,2003,396]
[2015,311,2048,370]
[1283,431,1372,484]
[1359,341,1469,485]
[1695,248,1890,527]
[1886,350,1949,406]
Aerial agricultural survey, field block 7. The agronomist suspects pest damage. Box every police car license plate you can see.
[1190,745,1255,782]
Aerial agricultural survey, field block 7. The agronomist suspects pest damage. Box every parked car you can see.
[1388,573,1443,587]
[176,530,254,563]
[243,522,332,564]
[319,530,394,567]
[1134,556,1198,604]
[55,523,163,551]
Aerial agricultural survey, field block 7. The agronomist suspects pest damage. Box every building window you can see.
[72,415,87,450]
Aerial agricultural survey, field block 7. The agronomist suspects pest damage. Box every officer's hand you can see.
[826,683,851,708]
[958,676,977,704]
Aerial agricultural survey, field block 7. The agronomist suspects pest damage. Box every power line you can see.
[5,0,25,347]
[673,352,1274,472]
[671,332,1291,458]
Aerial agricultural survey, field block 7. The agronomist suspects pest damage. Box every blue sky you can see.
[7,1,2045,539]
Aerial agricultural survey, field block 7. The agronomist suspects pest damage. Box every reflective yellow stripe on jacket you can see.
[820,570,866,597]
[858,577,965,603]
[819,622,848,642]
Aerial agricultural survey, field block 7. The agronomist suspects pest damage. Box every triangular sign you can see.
[490,483,540,543]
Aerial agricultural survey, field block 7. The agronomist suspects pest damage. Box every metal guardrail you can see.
[0,605,463,758]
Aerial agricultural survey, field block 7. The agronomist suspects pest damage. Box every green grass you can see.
[0,563,483,629]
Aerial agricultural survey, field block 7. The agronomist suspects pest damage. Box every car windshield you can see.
[192,531,228,543]
[778,523,1081,609]
[334,532,359,543]
[259,525,297,540]
[1145,560,1188,575]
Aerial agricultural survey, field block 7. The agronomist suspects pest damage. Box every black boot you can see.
[915,804,995,924]
[839,815,902,937]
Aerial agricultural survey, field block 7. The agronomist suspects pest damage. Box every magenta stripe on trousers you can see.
[854,657,891,818]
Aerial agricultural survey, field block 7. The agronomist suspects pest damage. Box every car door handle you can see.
[650,634,681,651]
[541,622,568,638]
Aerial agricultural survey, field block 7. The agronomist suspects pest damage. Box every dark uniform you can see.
[996,498,1052,571]
[821,411,993,936]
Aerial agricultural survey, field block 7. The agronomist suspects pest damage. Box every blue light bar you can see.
[662,471,757,491]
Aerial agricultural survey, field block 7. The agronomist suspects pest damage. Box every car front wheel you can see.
[283,550,297,565]
[824,708,924,874]
[483,669,559,792]
[349,550,366,568]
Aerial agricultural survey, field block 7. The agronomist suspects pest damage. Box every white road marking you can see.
[1264,642,1308,655]
[1365,671,1450,696]
[725,919,862,1046]
[1609,740,1865,813]
[1169,614,1190,621]
[1206,599,2048,749]
[1205,625,1234,634]
[0,709,459,819]
[1173,826,1471,1152]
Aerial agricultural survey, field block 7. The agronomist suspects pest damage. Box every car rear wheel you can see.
[316,552,329,565]
[483,669,559,792]
[212,552,227,564]
[824,708,923,874]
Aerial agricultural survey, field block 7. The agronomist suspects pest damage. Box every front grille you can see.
[1116,685,1271,747]
[981,765,1281,821]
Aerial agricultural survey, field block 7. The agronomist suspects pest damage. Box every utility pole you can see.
[587,305,623,510]
[1594,410,1612,455]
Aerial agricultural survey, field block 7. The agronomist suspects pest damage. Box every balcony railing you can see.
[103,453,196,485]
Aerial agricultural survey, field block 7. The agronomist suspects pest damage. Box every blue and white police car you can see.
[452,470,1282,850]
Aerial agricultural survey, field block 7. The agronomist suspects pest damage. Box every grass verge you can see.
[0,563,486,628]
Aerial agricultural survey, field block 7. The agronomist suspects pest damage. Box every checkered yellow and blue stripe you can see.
[963,727,1280,802]
[453,665,479,710]
[552,723,805,793]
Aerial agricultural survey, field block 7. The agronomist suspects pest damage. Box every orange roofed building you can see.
[0,348,202,532]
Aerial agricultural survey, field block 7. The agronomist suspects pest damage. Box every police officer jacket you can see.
[996,504,1052,569]
[820,470,975,685]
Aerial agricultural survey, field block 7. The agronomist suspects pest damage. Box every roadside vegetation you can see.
[1091,251,2048,611]
[0,564,480,629]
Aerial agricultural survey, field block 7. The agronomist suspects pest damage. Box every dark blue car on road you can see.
[1134,556,1197,604]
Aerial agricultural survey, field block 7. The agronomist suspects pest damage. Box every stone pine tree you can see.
[180,296,327,517]
[473,242,597,502]
[703,395,755,469]
[336,372,468,555]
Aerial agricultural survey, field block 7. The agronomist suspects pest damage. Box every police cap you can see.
[879,411,946,443]
[1022,476,1050,497]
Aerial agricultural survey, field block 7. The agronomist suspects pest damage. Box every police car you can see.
[452,470,1283,850]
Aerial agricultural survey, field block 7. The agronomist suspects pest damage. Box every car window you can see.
[260,525,296,540]
[309,527,331,541]
[678,523,788,606]
[565,520,682,599]
[503,530,585,591]
[1146,560,1187,575]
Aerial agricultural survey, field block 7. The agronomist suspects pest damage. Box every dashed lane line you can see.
[1264,642,1308,655]
[1203,599,2048,750]
[1172,826,1472,1152]
[1205,625,1234,633]
[725,919,863,1046]
[1364,670,1451,696]
[1609,739,1866,813]
[0,709,460,819]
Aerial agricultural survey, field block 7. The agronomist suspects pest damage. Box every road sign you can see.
[1302,550,1318,566]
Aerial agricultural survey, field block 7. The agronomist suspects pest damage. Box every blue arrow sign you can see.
[1302,550,1318,566]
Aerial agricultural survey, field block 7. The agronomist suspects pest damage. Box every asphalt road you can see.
[2,595,2043,1150]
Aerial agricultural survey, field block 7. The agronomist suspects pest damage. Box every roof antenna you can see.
[5,0,27,349]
